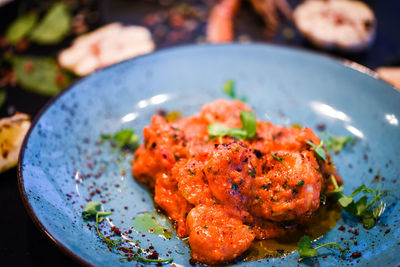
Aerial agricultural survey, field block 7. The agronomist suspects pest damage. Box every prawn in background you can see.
[206,0,292,43]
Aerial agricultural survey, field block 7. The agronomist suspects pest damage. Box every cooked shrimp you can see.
[132,99,342,264]
[250,150,322,221]
[186,204,255,264]
[206,0,241,43]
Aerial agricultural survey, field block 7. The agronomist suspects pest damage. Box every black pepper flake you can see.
[253,149,262,159]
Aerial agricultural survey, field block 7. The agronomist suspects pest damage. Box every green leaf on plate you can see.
[11,56,72,96]
[208,124,230,138]
[228,127,248,140]
[325,135,355,153]
[29,3,72,44]
[223,80,236,98]
[297,236,318,261]
[5,12,38,44]
[240,110,257,138]
[306,140,326,162]
[113,129,139,149]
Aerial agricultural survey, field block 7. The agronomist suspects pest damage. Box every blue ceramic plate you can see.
[18,44,400,266]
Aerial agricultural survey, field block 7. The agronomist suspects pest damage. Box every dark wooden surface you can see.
[0,0,399,266]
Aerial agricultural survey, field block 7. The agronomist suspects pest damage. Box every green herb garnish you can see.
[327,175,389,229]
[306,140,326,162]
[82,202,173,263]
[270,152,287,166]
[240,110,257,138]
[208,110,257,140]
[29,2,72,44]
[297,236,354,262]
[101,129,139,150]
[296,180,305,186]
[223,80,247,102]
[5,12,38,44]
[231,183,239,191]
[325,135,355,153]
[10,56,72,96]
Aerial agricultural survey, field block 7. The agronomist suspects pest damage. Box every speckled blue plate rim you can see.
[16,42,400,267]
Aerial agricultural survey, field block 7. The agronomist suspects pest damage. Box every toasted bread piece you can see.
[0,113,31,173]
[294,0,376,52]
[376,67,400,90]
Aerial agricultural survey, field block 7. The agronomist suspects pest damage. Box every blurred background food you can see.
[0,0,399,266]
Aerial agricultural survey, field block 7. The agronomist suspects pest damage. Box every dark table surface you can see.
[0,0,399,266]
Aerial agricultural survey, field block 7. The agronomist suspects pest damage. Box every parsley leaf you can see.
[240,110,257,138]
[327,175,389,229]
[102,129,139,150]
[207,124,230,138]
[297,236,354,262]
[298,236,318,261]
[223,80,236,98]
[208,110,257,140]
[306,140,326,162]
[270,152,287,166]
[222,80,247,102]
[325,135,355,153]
[82,201,112,223]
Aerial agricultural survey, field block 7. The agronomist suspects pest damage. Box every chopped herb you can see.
[82,201,112,223]
[325,135,355,153]
[203,225,208,229]
[297,236,354,262]
[228,128,248,140]
[208,110,257,140]
[231,183,238,191]
[207,124,230,139]
[222,80,247,102]
[306,140,326,162]
[296,180,305,186]
[223,80,235,98]
[327,175,389,229]
[240,110,257,138]
[248,167,256,178]
[102,129,139,150]
[270,152,287,166]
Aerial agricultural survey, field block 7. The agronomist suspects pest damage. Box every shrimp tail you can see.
[206,0,241,43]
